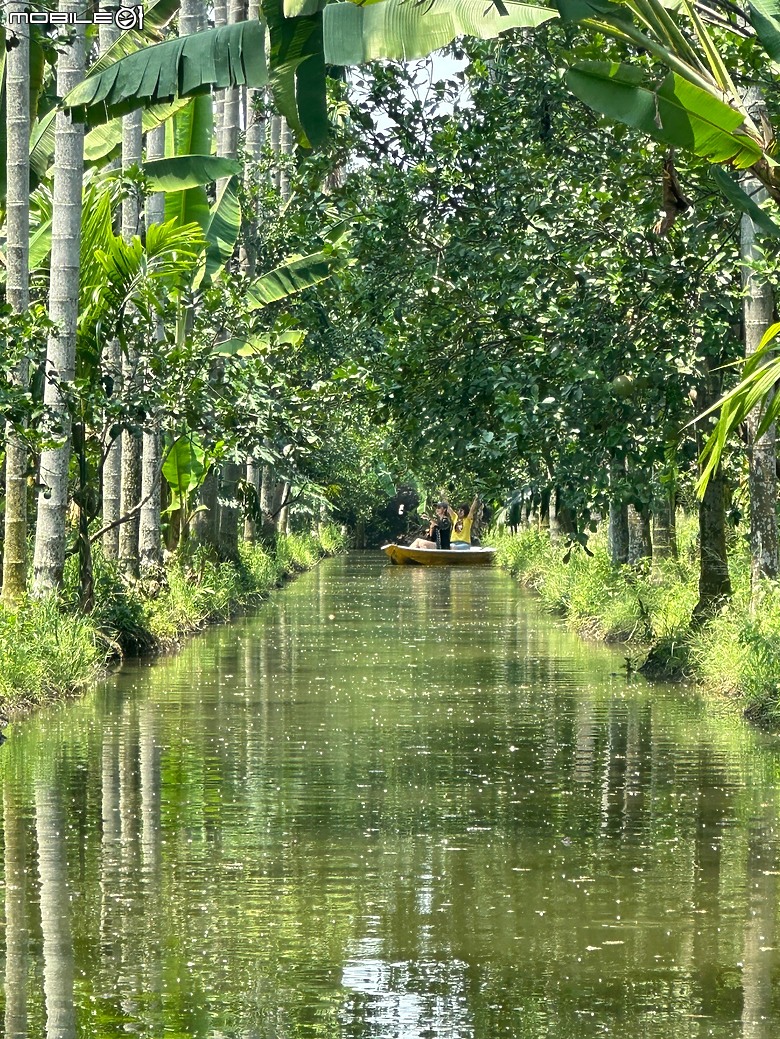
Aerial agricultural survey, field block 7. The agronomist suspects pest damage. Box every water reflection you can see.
[0,555,779,1037]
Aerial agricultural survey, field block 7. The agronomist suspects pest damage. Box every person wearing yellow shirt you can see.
[449,496,479,549]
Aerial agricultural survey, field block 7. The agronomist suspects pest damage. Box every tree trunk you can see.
[32,3,87,594]
[118,78,144,579]
[259,461,277,539]
[98,0,122,563]
[218,460,242,559]
[627,505,652,565]
[191,469,220,549]
[214,0,245,558]
[138,124,166,575]
[278,480,292,534]
[213,0,228,142]
[693,363,733,623]
[179,0,204,34]
[608,456,629,566]
[652,484,677,560]
[2,4,30,603]
[741,97,779,594]
[692,470,732,622]
[244,460,261,542]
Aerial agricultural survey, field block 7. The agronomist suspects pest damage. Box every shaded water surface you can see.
[2,555,780,1038]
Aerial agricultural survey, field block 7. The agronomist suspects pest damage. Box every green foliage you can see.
[0,597,104,703]
[497,524,780,721]
[323,0,556,64]
[564,62,762,167]
[0,533,341,710]
[64,21,268,126]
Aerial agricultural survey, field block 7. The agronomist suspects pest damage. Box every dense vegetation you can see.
[3,0,780,716]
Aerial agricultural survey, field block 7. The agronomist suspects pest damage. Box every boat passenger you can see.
[408,502,452,550]
[449,496,479,549]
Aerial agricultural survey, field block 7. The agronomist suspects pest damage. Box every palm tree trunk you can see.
[98,0,122,562]
[260,460,277,538]
[139,125,166,574]
[118,70,144,578]
[2,5,31,603]
[741,94,779,593]
[216,0,246,560]
[32,2,87,594]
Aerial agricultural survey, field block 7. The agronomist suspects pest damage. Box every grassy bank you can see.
[0,527,346,715]
[494,525,780,724]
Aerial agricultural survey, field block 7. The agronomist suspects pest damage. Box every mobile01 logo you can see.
[6,6,144,29]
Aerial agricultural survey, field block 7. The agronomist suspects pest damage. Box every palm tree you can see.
[118,5,145,579]
[2,3,32,603]
[32,0,88,594]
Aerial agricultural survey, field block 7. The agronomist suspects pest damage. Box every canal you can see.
[1,554,780,1038]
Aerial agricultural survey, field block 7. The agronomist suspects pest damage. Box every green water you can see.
[2,555,780,1039]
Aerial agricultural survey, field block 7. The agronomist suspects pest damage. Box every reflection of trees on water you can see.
[36,780,76,1039]
[4,786,28,1038]
[1,562,780,1036]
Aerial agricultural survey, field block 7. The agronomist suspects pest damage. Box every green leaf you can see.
[246,248,343,309]
[565,61,763,168]
[264,0,328,148]
[323,0,557,64]
[749,0,780,62]
[711,167,780,237]
[63,20,268,126]
[199,175,242,284]
[162,433,209,512]
[84,98,192,163]
[164,97,214,230]
[554,0,632,23]
[29,216,53,272]
[142,155,240,191]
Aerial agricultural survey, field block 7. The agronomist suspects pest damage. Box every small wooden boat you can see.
[381,543,496,566]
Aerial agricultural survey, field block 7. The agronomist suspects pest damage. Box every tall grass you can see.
[0,527,346,713]
[494,523,780,723]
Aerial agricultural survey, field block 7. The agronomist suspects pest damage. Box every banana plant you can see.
[62,0,556,148]
[694,322,780,491]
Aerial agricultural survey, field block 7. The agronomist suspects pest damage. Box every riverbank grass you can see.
[494,527,780,722]
[0,529,346,713]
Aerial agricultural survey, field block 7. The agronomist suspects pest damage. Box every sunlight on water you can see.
[1,554,780,1037]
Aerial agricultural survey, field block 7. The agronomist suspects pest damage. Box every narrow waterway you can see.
[2,554,780,1038]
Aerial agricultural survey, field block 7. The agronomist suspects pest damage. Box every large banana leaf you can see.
[90,0,181,76]
[695,322,780,493]
[748,0,780,61]
[64,20,268,126]
[31,0,182,179]
[322,0,557,64]
[164,97,213,230]
[143,155,240,191]
[199,176,242,285]
[263,0,328,148]
[246,247,345,310]
[711,167,780,237]
[565,61,763,167]
[161,433,210,514]
[84,98,192,163]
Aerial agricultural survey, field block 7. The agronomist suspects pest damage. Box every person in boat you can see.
[448,496,479,549]
[408,502,452,549]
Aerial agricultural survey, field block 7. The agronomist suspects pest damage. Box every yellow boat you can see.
[381,544,496,566]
